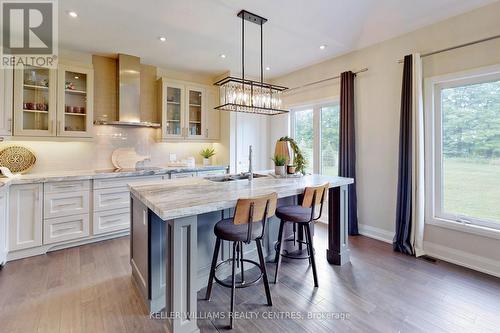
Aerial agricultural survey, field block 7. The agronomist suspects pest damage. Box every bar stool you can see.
[274,183,328,287]
[205,192,277,329]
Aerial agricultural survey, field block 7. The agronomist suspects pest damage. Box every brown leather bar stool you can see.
[205,192,277,329]
[274,183,328,287]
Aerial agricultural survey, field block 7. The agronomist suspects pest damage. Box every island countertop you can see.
[129,174,354,221]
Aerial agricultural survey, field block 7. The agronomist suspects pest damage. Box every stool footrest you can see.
[214,258,263,289]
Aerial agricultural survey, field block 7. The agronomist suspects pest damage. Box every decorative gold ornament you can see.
[0,145,37,174]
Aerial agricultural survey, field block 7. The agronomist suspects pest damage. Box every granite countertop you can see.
[0,165,228,188]
[129,174,354,221]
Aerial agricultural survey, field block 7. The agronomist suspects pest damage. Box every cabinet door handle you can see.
[8,118,12,132]
[205,128,208,137]
[58,120,62,133]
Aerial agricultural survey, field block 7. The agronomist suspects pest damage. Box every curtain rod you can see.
[397,34,500,63]
[285,68,368,92]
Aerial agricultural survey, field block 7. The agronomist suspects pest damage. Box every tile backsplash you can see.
[3,126,225,173]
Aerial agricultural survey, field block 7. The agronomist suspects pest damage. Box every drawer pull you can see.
[54,202,78,208]
[55,185,78,188]
[102,196,124,202]
[105,218,122,223]
[55,226,79,233]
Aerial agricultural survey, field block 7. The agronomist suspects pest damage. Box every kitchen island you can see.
[129,174,354,333]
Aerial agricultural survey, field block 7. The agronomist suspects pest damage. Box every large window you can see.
[291,102,340,175]
[426,66,500,233]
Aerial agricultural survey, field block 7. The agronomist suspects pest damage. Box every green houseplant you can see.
[200,147,216,166]
[278,136,306,174]
[271,154,287,176]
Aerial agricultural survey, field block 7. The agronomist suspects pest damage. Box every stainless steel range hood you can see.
[94,54,160,128]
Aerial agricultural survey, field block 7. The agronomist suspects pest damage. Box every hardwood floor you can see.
[1,224,499,333]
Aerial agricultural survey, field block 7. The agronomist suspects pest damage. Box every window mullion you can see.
[313,106,321,174]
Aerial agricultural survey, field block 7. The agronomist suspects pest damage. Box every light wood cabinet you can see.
[9,184,43,251]
[205,88,220,140]
[0,189,8,265]
[13,64,93,138]
[157,78,220,141]
[0,69,13,136]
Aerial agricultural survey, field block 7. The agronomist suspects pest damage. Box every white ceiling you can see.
[58,0,497,79]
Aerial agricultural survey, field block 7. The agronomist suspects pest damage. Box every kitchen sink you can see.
[207,173,268,182]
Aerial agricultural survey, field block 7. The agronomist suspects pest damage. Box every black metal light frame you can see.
[214,10,289,115]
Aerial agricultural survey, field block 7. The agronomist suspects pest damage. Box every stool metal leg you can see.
[239,242,245,284]
[229,241,237,329]
[205,237,221,300]
[256,238,272,306]
[274,220,285,284]
[303,224,311,264]
[304,223,318,287]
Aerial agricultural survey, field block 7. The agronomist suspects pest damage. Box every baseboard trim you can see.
[358,223,394,244]
[7,230,129,262]
[424,241,500,278]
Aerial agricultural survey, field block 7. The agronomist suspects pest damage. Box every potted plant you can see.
[271,154,287,176]
[277,136,306,174]
[200,147,216,166]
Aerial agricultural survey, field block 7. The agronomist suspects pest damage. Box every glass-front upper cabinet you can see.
[13,65,57,136]
[0,69,14,136]
[57,65,93,137]
[158,78,210,141]
[186,86,205,138]
[164,82,185,138]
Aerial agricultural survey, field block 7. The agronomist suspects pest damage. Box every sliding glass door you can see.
[292,102,340,175]
[293,108,314,174]
[320,104,340,176]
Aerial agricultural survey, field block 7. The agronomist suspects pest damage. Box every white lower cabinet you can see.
[93,208,130,235]
[93,187,129,211]
[43,214,90,244]
[9,184,43,251]
[5,171,222,260]
[44,190,90,219]
[92,175,164,236]
[0,189,8,265]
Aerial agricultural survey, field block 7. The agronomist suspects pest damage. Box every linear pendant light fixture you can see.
[214,10,289,115]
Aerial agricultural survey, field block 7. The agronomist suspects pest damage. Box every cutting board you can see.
[111,148,150,169]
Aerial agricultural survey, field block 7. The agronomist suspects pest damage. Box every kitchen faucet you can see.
[248,145,253,182]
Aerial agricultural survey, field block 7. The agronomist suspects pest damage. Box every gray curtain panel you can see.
[339,71,358,235]
[393,54,414,255]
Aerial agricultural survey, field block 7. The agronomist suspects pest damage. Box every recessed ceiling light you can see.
[219,54,227,59]
[319,44,327,50]
[68,11,78,18]
[159,36,166,42]
[265,67,270,71]
[74,76,79,79]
